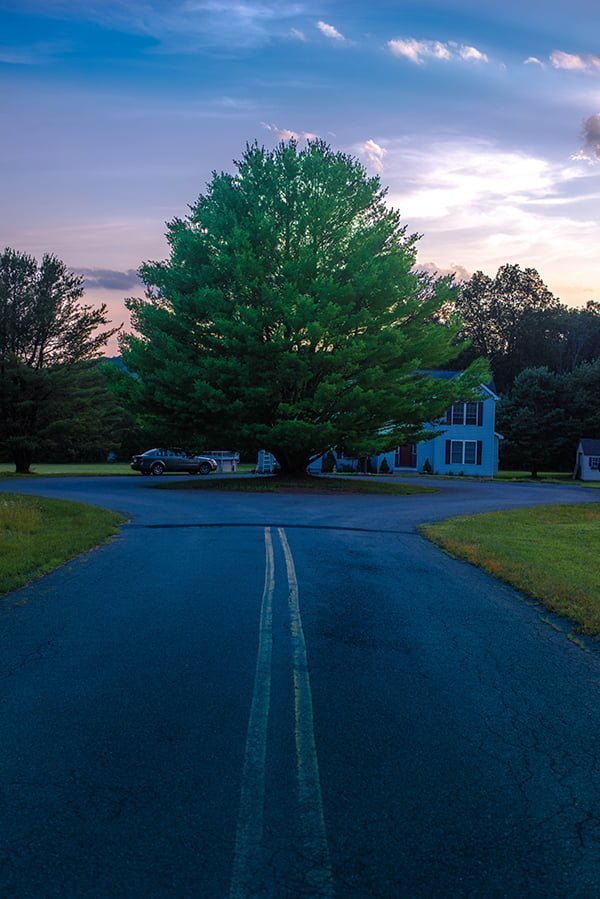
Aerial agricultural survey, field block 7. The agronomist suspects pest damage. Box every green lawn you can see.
[495,470,600,487]
[0,493,126,596]
[0,461,257,478]
[159,474,436,495]
[421,503,600,635]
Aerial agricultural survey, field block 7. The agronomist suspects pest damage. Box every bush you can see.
[321,450,336,473]
[379,456,390,474]
[422,458,433,474]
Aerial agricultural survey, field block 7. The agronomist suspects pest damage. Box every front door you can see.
[395,444,417,468]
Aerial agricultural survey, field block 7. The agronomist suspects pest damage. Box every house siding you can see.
[308,385,500,477]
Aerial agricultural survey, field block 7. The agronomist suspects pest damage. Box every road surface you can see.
[1,475,599,897]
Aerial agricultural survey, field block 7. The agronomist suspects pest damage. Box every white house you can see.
[575,439,600,482]
[309,371,502,477]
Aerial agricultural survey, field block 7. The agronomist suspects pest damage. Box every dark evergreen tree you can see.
[121,141,486,475]
[0,248,118,472]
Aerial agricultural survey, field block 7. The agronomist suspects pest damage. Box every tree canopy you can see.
[0,247,119,472]
[121,140,486,474]
[454,264,600,391]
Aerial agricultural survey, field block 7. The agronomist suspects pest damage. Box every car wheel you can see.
[198,462,212,475]
[150,462,165,476]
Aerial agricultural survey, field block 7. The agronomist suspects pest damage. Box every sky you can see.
[1,0,599,352]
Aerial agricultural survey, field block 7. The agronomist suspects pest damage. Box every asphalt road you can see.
[1,474,600,897]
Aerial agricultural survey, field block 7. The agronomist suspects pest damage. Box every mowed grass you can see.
[0,461,257,478]
[496,470,600,488]
[159,475,436,495]
[0,493,126,596]
[421,503,600,634]
[0,462,134,478]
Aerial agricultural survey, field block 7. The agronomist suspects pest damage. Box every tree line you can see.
[0,140,597,475]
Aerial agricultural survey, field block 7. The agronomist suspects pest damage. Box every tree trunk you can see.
[272,449,312,478]
[14,447,32,474]
[530,464,538,479]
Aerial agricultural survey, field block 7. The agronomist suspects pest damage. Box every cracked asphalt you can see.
[1,474,600,897]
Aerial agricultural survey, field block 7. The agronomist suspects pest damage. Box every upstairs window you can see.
[589,456,600,470]
[447,401,483,426]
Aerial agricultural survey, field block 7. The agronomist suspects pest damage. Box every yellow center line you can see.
[229,527,275,899]
[278,527,334,898]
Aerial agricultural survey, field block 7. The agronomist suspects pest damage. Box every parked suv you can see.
[131,448,218,476]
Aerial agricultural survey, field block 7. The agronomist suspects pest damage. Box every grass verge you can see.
[495,470,600,488]
[420,503,600,635]
[0,493,126,596]
[0,462,257,479]
[158,475,436,495]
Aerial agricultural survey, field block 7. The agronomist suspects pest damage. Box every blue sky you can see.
[1,0,598,348]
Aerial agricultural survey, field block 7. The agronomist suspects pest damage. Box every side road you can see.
[1,471,598,530]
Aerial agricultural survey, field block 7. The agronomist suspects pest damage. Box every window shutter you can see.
[476,440,482,465]
[445,408,452,424]
[445,440,451,464]
[477,402,483,426]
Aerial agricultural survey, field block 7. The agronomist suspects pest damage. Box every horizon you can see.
[1,0,599,353]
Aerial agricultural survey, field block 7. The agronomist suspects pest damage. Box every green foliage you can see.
[379,456,390,474]
[122,141,486,475]
[0,248,119,471]
[422,458,433,474]
[454,265,600,390]
[498,360,600,475]
[321,450,336,473]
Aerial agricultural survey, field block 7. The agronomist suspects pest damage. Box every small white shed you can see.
[575,439,600,482]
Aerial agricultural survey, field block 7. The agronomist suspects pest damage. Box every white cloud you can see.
[524,56,544,67]
[316,20,345,42]
[262,122,318,141]
[550,50,589,71]
[289,27,306,41]
[388,38,489,65]
[572,113,600,162]
[459,45,489,63]
[379,137,600,307]
[361,139,387,173]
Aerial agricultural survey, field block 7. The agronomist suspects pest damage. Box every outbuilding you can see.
[575,439,600,482]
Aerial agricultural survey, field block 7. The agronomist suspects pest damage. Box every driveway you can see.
[1,475,599,897]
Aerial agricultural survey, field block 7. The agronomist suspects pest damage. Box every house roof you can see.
[580,438,600,455]
[419,370,499,399]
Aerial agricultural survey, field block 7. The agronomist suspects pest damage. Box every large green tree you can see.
[121,141,486,475]
[0,248,118,472]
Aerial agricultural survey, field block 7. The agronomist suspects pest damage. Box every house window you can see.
[448,401,482,425]
[450,440,478,465]
[589,457,600,470]
[465,402,478,425]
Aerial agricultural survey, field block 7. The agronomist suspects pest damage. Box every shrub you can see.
[379,457,391,474]
[321,450,336,473]
[422,458,433,474]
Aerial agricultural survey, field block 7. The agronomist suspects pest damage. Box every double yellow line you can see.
[229,527,333,898]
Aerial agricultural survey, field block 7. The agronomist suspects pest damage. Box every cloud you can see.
[379,136,599,306]
[360,139,387,173]
[416,262,471,282]
[262,122,318,141]
[316,20,345,42]
[22,0,310,50]
[573,114,600,162]
[388,38,488,65]
[524,56,544,67]
[458,45,489,63]
[289,27,306,41]
[550,50,588,71]
[78,268,142,290]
